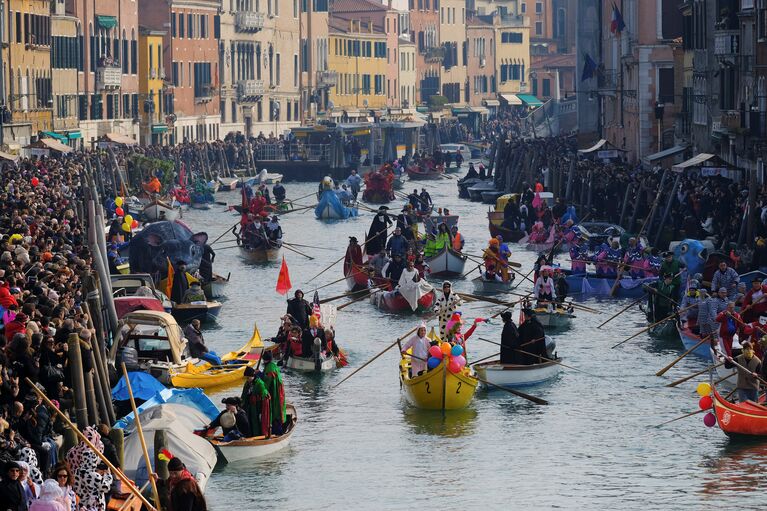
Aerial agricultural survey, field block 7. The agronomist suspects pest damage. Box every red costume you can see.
[715,310,743,357]
[742,285,767,323]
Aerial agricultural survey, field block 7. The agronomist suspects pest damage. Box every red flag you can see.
[276,256,292,295]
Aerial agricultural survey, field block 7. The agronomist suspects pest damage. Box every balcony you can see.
[424,46,444,63]
[714,30,739,56]
[96,65,122,90]
[235,12,265,32]
[237,80,265,103]
[317,70,337,88]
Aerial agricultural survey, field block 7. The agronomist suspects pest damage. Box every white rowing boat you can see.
[286,339,337,373]
[209,404,297,462]
[471,276,514,293]
[473,358,563,388]
[425,247,467,277]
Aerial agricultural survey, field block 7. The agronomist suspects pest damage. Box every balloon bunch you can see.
[427,342,467,374]
[696,382,716,427]
[114,197,139,232]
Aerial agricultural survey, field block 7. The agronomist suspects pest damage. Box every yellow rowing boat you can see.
[170,323,269,389]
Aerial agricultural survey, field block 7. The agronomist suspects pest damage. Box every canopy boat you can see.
[399,352,477,410]
[240,241,282,263]
[202,273,230,299]
[676,321,713,361]
[362,166,395,203]
[425,248,467,277]
[315,189,358,220]
[487,194,526,242]
[532,307,575,330]
[208,404,297,462]
[467,181,497,202]
[218,177,239,190]
[142,199,180,222]
[471,276,514,294]
[406,160,445,180]
[171,300,223,324]
[369,288,436,313]
[474,358,562,388]
[563,270,657,299]
[712,385,767,438]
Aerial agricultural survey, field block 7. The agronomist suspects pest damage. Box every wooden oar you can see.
[306,229,387,283]
[474,337,595,376]
[313,273,360,293]
[598,294,647,329]
[655,334,713,377]
[337,283,387,311]
[284,242,335,251]
[465,253,522,269]
[654,388,736,427]
[459,263,482,279]
[279,242,314,260]
[611,303,697,349]
[474,375,548,405]
[318,288,371,304]
[717,349,767,387]
[666,362,724,387]
[470,352,500,366]
[210,221,241,245]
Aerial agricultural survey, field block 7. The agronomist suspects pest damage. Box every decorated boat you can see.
[362,166,396,203]
[563,271,657,299]
[142,199,180,222]
[399,354,477,410]
[315,177,358,219]
[425,248,467,277]
[471,276,514,294]
[208,404,297,461]
[406,159,445,180]
[474,358,562,388]
[532,307,575,330]
[369,288,436,313]
[171,300,223,324]
[487,194,526,242]
[712,385,767,438]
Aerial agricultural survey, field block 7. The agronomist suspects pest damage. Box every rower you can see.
[265,215,282,242]
[281,325,304,363]
[715,301,742,357]
[182,281,206,303]
[647,273,677,322]
[419,188,433,211]
[499,310,521,364]
[240,366,271,437]
[733,341,762,403]
[711,261,740,300]
[401,323,430,377]
[206,397,250,440]
[261,350,287,435]
[533,266,556,309]
[450,225,464,252]
[273,181,287,203]
[386,227,408,259]
[554,267,569,305]
[366,206,392,256]
[396,207,415,242]
[344,236,364,276]
[346,169,362,200]
[407,189,420,210]
[517,308,548,365]
[660,251,682,287]
[679,279,701,332]
[368,248,389,277]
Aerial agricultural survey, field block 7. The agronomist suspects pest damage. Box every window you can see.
[172,62,179,86]
[294,0,298,16]
[521,2,526,12]
[171,13,176,37]
[193,62,212,97]
[375,75,384,94]
[294,101,298,121]
[179,13,185,38]
[501,32,523,43]
[362,74,371,94]
[149,44,154,71]
[658,67,674,104]
[131,38,137,73]
[535,21,542,35]
[374,41,386,58]
[275,53,280,85]
[535,1,542,13]
[188,14,193,37]
[542,78,550,96]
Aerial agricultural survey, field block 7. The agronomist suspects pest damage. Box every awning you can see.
[104,132,137,145]
[66,130,82,139]
[151,124,168,134]
[42,131,67,142]
[37,138,73,153]
[0,151,18,162]
[578,139,607,154]
[644,144,688,164]
[517,94,543,107]
[499,94,522,105]
[672,153,715,173]
[483,99,500,107]
[96,15,118,29]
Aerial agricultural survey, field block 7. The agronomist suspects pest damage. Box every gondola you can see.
[406,162,445,180]
[474,358,562,388]
[712,385,767,438]
[425,248,467,277]
[239,242,282,263]
[171,300,223,324]
[369,288,436,313]
[208,404,297,461]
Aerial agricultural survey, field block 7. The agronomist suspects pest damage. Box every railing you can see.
[714,30,739,56]
[237,80,265,102]
[317,70,338,87]
[235,11,265,31]
[425,47,444,62]
[96,65,122,90]
[254,143,330,161]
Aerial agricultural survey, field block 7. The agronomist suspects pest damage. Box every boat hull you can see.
[142,201,180,222]
[406,168,444,180]
[487,212,526,242]
[371,289,436,313]
[211,405,296,461]
[399,358,477,410]
[471,276,513,294]
[533,310,574,330]
[202,275,228,299]
[240,245,282,263]
[474,359,562,387]
[286,353,337,373]
[425,248,467,277]
[648,318,679,340]
[677,323,713,361]
[345,268,370,292]
[218,177,239,190]
[171,301,223,324]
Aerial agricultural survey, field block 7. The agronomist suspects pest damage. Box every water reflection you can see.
[401,406,478,437]
[700,439,767,496]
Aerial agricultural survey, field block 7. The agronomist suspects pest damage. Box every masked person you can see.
[734,341,762,403]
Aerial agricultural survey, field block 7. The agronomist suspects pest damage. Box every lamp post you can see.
[654,101,665,152]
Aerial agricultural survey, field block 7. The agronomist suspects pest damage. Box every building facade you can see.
[466,15,495,107]
[300,0,330,122]
[138,29,169,145]
[439,0,467,104]
[51,0,82,146]
[399,37,417,108]
[495,13,531,99]
[409,0,440,105]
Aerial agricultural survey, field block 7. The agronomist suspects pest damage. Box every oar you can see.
[474,375,548,405]
[465,253,522,269]
[598,294,647,329]
[313,273,363,293]
[717,349,767,387]
[334,323,426,387]
[655,334,713,377]
[284,242,335,251]
[611,303,697,349]
[336,283,388,311]
[470,352,500,366]
[654,388,736,428]
[318,288,370,304]
[666,362,724,387]
[474,337,595,376]
[279,242,314,260]
[210,221,240,245]
[306,229,387,284]
[459,263,482,279]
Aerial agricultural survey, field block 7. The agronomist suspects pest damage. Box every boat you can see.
[315,189,358,220]
[563,271,657,299]
[425,248,467,277]
[202,273,230,299]
[242,172,284,187]
[110,273,173,315]
[474,358,562,388]
[424,214,459,234]
[393,173,406,190]
[487,194,526,242]
[648,318,679,339]
[171,300,223,324]
[208,404,297,462]
[467,181,497,202]
[406,160,445,180]
[285,337,339,373]
[532,307,575,330]
[142,199,180,222]
[344,261,370,292]
[240,243,282,263]
[712,385,767,438]
[677,322,713,361]
[439,143,472,163]
[399,352,477,410]
[481,190,505,204]
[457,177,485,199]
[362,166,395,203]
[218,177,239,190]
[471,276,514,294]
[369,288,436,313]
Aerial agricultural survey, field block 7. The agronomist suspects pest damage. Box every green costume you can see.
[240,377,271,437]
[650,280,678,320]
[263,361,287,433]
[660,259,682,287]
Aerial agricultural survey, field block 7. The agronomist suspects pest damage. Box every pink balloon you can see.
[703,412,716,427]
[454,355,466,368]
[428,345,443,360]
[448,359,461,373]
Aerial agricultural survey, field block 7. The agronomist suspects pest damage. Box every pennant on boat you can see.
[165,257,174,298]
[276,256,292,295]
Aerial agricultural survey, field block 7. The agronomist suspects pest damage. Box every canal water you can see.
[180,173,761,510]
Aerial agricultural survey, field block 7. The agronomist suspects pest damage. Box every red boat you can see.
[344,265,370,292]
[371,288,436,313]
[712,385,767,438]
[406,159,445,180]
[362,166,395,203]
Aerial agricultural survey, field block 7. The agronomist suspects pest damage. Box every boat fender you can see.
[545,336,556,359]
[313,338,322,372]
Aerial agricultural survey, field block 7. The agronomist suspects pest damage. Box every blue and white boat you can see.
[315,189,358,220]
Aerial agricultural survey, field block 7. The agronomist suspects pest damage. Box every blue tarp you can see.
[112,372,166,401]
[315,190,358,220]
[113,386,220,429]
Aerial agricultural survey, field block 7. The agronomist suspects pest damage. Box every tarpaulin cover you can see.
[113,386,219,429]
[112,371,166,401]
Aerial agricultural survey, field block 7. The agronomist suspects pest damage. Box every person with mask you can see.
[401,324,430,376]
[365,206,392,256]
[734,341,761,403]
[499,311,521,364]
[435,281,462,339]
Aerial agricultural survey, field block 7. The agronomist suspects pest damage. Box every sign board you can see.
[597,149,618,160]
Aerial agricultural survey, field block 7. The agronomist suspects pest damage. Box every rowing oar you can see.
[653,388,736,428]
[336,283,388,311]
[318,288,370,304]
[655,334,713,377]
[598,294,647,329]
[283,242,335,251]
[210,221,241,246]
[459,263,482,279]
[611,303,697,349]
[465,253,522,269]
[334,322,426,387]
[305,229,387,284]
[279,242,314,260]
[275,205,315,215]
[313,273,361,293]
[470,352,500,366]
[475,337,596,376]
[666,362,724,388]
[535,299,597,315]
[716,348,767,388]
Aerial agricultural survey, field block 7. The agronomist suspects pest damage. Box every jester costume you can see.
[241,376,272,437]
[263,360,287,435]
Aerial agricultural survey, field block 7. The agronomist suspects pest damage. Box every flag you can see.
[610,2,626,35]
[581,53,597,82]
[276,256,292,295]
[165,257,174,298]
[312,291,321,320]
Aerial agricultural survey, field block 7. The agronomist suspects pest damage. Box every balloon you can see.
[31,177,39,187]
[440,342,451,355]
[427,357,441,370]
[451,344,464,357]
[115,207,124,217]
[454,355,466,368]
[124,214,134,225]
[131,220,139,229]
[114,197,123,207]
[448,359,461,373]
[121,222,131,232]
[703,412,716,427]
[699,395,713,410]
[428,345,443,360]
[696,382,712,397]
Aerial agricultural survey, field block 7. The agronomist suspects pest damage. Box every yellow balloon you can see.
[121,222,131,232]
[696,382,712,397]
[124,214,134,225]
[115,197,123,207]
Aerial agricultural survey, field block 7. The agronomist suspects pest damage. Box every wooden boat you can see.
[481,190,505,204]
[424,215,459,233]
[369,288,436,313]
[362,166,395,203]
[646,314,679,340]
[399,354,477,410]
[344,266,370,292]
[201,273,229,299]
[471,276,514,294]
[315,189,358,220]
[677,322,713,361]
[425,248,467,277]
[486,195,526,242]
[532,307,575,330]
[712,385,767,438]
[467,181,497,202]
[285,345,338,373]
[457,177,484,199]
[142,200,180,222]
[171,301,223,324]
[208,404,297,461]
[240,244,282,263]
[563,271,656,300]
[218,177,239,191]
[406,162,445,180]
[474,358,562,388]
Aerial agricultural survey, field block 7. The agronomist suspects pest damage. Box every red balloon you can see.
[131,220,139,229]
[115,207,124,217]
[31,177,39,187]
[699,395,713,410]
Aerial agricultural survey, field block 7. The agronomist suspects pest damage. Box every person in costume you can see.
[499,310,521,364]
[517,308,548,365]
[435,281,462,339]
[344,236,364,278]
[262,351,286,435]
[365,206,392,256]
[396,259,434,312]
[401,324,430,376]
[444,312,484,348]
[300,315,326,358]
[533,266,556,307]
[207,397,250,440]
[240,366,271,437]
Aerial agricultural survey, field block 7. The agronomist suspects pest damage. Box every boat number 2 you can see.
[425,382,431,394]
[456,382,462,394]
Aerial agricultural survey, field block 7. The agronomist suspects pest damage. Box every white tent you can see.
[123,403,218,492]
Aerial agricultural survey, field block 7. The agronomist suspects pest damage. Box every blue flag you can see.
[581,53,597,82]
